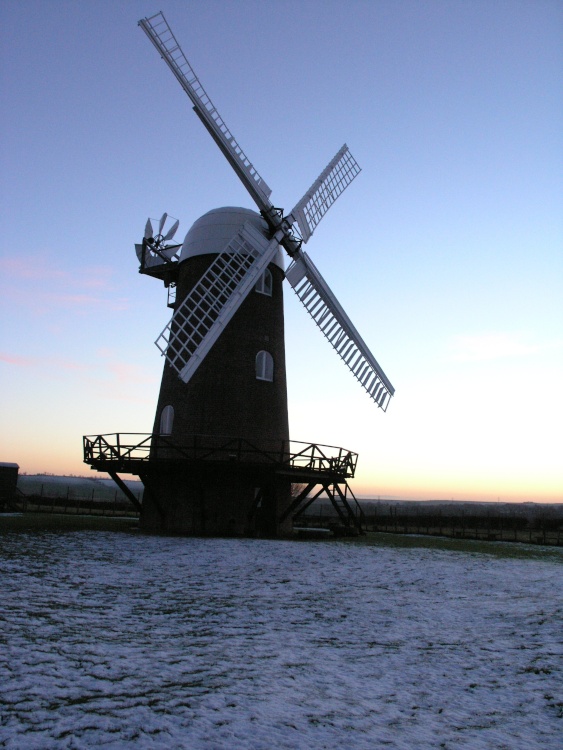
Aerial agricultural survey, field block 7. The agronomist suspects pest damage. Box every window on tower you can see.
[255,268,273,296]
[256,351,274,382]
[159,405,174,435]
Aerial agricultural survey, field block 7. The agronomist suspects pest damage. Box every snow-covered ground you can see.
[1,531,561,749]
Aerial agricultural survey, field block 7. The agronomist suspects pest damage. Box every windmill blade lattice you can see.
[156,222,282,384]
[286,252,395,410]
[287,145,361,243]
[139,12,272,212]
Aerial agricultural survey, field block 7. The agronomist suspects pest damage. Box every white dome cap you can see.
[179,207,285,270]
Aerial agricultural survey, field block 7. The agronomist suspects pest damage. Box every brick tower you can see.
[139,207,292,535]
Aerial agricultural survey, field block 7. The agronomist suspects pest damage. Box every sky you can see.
[1,0,561,502]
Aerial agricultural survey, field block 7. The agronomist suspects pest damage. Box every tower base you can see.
[82,433,363,537]
[139,464,292,537]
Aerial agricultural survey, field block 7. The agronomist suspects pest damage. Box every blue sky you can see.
[1,0,561,501]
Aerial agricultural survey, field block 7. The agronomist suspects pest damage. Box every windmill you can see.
[83,11,395,537]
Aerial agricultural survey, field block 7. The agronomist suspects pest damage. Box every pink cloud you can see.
[0,353,37,366]
[105,360,157,385]
[42,292,129,311]
[0,256,67,281]
[0,287,129,313]
[0,352,89,371]
[51,358,90,372]
[0,253,129,318]
[0,253,119,293]
[86,356,158,402]
[80,266,118,289]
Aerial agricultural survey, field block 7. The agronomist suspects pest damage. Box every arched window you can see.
[255,268,272,297]
[159,405,174,435]
[255,351,274,382]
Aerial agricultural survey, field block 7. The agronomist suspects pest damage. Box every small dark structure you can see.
[0,462,19,511]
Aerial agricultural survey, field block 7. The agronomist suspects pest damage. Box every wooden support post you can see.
[108,471,142,512]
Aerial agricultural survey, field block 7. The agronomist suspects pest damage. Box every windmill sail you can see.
[156,222,281,384]
[287,145,361,243]
[139,12,272,212]
[286,252,394,410]
[139,13,395,410]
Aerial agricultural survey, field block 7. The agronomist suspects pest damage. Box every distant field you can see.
[17,474,143,503]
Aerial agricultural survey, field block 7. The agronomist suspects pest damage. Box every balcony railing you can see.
[83,433,358,478]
